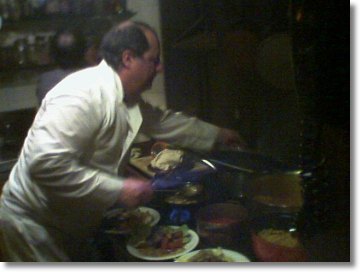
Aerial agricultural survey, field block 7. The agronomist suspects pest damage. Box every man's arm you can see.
[139,100,246,152]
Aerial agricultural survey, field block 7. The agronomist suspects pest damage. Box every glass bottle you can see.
[14,38,27,67]
[8,0,21,22]
[27,33,37,65]
[0,0,10,23]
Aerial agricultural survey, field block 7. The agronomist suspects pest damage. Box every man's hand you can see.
[119,178,153,208]
[215,128,248,151]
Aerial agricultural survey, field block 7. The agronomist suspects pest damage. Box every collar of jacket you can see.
[99,60,143,153]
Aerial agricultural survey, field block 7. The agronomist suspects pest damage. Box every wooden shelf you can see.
[2,9,136,30]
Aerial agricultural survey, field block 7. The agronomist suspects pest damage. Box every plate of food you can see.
[104,206,160,235]
[126,225,199,261]
[174,248,251,262]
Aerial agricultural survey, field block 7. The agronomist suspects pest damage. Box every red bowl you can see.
[251,231,308,262]
[250,213,308,262]
[196,203,248,249]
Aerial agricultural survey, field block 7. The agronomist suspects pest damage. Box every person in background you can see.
[83,35,102,67]
[36,26,94,104]
[0,20,246,261]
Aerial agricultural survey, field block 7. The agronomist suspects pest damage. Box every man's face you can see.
[130,30,162,98]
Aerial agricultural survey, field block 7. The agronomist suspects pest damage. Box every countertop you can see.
[107,143,350,262]
[98,144,257,262]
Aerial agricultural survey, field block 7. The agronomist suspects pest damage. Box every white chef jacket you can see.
[0,60,220,261]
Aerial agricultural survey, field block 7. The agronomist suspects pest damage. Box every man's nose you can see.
[156,62,164,73]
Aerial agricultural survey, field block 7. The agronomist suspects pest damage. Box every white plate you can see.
[174,248,251,262]
[105,207,160,235]
[126,227,199,261]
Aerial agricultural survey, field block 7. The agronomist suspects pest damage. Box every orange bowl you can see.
[251,213,308,262]
[251,231,307,262]
[150,141,170,157]
[196,203,248,249]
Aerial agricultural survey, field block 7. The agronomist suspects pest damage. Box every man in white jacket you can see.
[0,21,245,261]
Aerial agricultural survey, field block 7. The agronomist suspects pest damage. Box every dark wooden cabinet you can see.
[160,0,303,164]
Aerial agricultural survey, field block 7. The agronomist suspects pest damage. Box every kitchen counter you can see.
[98,142,350,262]
[96,193,257,262]
[96,143,257,262]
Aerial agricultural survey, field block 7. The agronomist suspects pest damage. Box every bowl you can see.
[246,173,304,214]
[150,141,170,157]
[251,213,308,262]
[196,203,248,249]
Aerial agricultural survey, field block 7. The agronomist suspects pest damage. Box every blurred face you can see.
[136,30,162,90]
[123,29,163,104]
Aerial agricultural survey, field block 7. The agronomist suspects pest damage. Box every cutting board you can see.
[129,155,210,178]
[129,156,155,177]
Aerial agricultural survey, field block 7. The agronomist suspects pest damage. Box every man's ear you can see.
[121,49,135,68]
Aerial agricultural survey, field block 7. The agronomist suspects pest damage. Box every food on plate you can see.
[150,149,184,172]
[104,207,159,237]
[257,228,302,248]
[165,194,198,205]
[117,208,153,229]
[187,248,234,262]
[131,225,192,257]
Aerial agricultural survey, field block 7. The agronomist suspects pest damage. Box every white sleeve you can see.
[139,100,220,152]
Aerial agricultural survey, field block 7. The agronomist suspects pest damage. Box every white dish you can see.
[174,248,251,262]
[126,227,199,261]
[105,206,160,235]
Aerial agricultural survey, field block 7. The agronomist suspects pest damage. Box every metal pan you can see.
[205,150,294,174]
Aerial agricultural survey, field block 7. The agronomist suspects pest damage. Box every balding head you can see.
[100,20,159,71]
